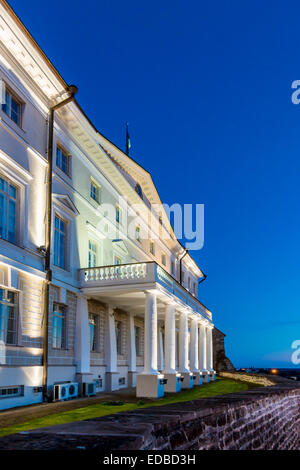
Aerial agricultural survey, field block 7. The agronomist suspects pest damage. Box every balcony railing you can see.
[79,261,212,321]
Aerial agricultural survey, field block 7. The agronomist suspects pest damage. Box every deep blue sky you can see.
[10,0,300,368]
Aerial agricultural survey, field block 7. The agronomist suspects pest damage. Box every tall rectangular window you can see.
[116,321,122,355]
[89,313,99,352]
[0,288,18,345]
[135,225,141,242]
[135,326,141,356]
[171,261,175,276]
[56,146,70,175]
[116,205,121,224]
[90,180,100,203]
[52,304,66,349]
[0,176,17,244]
[54,215,67,269]
[161,252,166,266]
[88,240,97,268]
[2,87,22,127]
[150,240,155,255]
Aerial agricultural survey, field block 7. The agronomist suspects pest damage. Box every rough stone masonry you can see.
[0,382,299,450]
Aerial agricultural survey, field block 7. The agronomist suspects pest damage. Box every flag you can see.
[126,122,131,155]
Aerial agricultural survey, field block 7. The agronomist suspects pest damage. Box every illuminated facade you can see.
[0,0,215,410]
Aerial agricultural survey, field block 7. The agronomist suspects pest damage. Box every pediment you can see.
[53,193,79,216]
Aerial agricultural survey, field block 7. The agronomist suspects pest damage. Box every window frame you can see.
[88,239,98,268]
[1,84,23,128]
[116,320,123,355]
[135,225,141,243]
[90,179,101,204]
[54,213,68,270]
[89,312,100,352]
[52,303,67,350]
[135,325,141,356]
[150,240,155,256]
[0,287,19,346]
[56,145,71,176]
[0,174,18,245]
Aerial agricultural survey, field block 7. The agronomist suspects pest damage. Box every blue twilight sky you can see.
[9,0,300,368]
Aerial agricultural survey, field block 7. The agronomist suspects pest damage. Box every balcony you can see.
[79,261,212,322]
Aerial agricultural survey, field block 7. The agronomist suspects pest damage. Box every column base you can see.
[128,371,137,388]
[209,370,216,381]
[163,373,182,393]
[181,372,194,389]
[192,371,203,386]
[201,370,210,384]
[136,373,165,398]
[105,371,119,392]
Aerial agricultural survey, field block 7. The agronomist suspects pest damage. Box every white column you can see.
[75,295,90,373]
[206,326,214,371]
[127,314,136,372]
[157,325,164,371]
[142,291,158,374]
[163,304,176,374]
[105,305,118,372]
[179,310,189,373]
[199,322,207,371]
[190,317,199,372]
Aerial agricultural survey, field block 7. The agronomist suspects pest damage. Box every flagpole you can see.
[126,122,130,156]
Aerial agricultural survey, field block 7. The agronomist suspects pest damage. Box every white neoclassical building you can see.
[0,0,215,410]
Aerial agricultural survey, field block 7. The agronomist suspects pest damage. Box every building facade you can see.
[0,0,215,410]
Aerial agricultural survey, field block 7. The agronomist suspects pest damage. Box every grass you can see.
[0,378,258,437]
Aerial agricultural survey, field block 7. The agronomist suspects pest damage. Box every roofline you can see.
[1,0,205,280]
[1,0,68,90]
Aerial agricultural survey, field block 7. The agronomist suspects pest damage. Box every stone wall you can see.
[1,383,299,450]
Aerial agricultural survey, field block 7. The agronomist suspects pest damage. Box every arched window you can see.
[135,183,143,199]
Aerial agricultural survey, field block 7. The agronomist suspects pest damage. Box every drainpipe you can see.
[43,84,78,401]
[179,248,188,285]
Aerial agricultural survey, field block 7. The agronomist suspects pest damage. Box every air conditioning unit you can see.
[53,382,79,401]
[82,382,97,397]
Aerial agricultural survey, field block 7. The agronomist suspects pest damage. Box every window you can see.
[161,252,166,266]
[181,271,185,282]
[90,180,100,203]
[135,326,141,356]
[116,205,121,224]
[135,183,143,199]
[159,215,163,225]
[56,146,70,175]
[54,215,67,269]
[0,385,24,399]
[89,313,99,352]
[0,288,18,345]
[150,240,155,255]
[188,277,191,290]
[135,225,141,242]
[52,304,66,349]
[2,86,22,127]
[171,261,175,276]
[116,321,122,355]
[114,256,121,265]
[88,240,97,268]
[193,282,196,294]
[0,175,17,244]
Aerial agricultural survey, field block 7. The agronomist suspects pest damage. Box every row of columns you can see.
[142,292,214,376]
[74,291,214,397]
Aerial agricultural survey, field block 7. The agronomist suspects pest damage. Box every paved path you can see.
[0,387,147,429]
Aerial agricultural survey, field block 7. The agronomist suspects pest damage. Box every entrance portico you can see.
[78,262,215,398]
